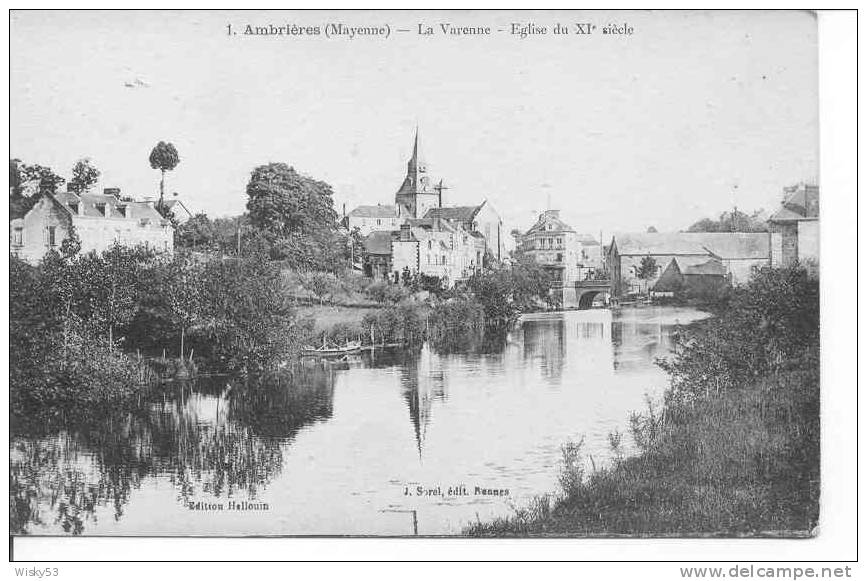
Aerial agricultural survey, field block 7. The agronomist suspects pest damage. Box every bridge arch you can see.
[577,289,609,310]
[573,278,612,310]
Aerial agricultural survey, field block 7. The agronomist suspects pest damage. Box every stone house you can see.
[518,209,604,306]
[652,257,728,296]
[768,183,819,269]
[10,187,174,264]
[344,203,411,236]
[424,200,504,262]
[346,128,504,275]
[387,219,484,286]
[607,231,769,298]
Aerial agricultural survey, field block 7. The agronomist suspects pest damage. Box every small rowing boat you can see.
[302,339,362,357]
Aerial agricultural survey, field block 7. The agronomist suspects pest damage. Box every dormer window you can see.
[95,202,106,216]
[118,205,129,218]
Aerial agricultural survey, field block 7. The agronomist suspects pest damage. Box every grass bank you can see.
[466,265,820,537]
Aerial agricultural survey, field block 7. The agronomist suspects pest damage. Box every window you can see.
[556,253,563,262]
[12,228,22,246]
[47,226,56,247]
[376,219,381,225]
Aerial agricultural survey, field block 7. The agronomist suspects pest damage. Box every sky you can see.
[10,10,818,238]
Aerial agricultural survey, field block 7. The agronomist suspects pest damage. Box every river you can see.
[10,306,707,536]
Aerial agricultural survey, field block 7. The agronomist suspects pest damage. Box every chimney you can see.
[342,203,346,219]
[104,187,121,198]
[400,223,412,242]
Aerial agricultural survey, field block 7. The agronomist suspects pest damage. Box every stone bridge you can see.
[573,279,612,309]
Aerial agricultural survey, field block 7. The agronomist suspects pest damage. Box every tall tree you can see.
[148,141,180,212]
[636,255,659,296]
[68,158,101,194]
[19,163,65,195]
[246,163,345,270]
[10,161,65,218]
[246,163,338,236]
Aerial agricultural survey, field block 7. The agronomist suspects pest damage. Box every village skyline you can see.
[10,10,817,235]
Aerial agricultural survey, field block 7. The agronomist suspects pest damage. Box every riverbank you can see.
[465,265,820,537]
[9,246,552,415]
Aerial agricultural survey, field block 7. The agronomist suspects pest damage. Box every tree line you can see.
[10,245,306,415]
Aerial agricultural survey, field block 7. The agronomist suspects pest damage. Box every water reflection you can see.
[399,347,448,458]
[520,316,566,383]
[10,306,706,536]
[10,367,336,535]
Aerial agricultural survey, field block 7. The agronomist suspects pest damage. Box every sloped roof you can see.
[348,204,402,218]
[45,192,167,224]
[612,232,768,260]
[363,231,393,254]
[769,184,819,222]
[652,258,684,292]
[78,193,166,222]
[423,205,481,222]
[684,259,727,276]
[525,210,575,235]
[163,199,192,216]
[407,217,460,233]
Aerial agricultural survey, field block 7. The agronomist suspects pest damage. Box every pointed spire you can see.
[408,124,423,171]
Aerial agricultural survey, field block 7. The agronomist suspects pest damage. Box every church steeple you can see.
[404,126,427,190]
[396,126,437,217]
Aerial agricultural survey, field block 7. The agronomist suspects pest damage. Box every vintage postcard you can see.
[9,9,823,544]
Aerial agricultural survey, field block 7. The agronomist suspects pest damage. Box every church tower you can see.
[395,128,440,218]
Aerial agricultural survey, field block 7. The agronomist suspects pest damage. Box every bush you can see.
[660,264,819,401]
[10,254,149,415]
[466,264,820,536]
[365,280,409,304]
[361,301,427,346]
